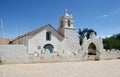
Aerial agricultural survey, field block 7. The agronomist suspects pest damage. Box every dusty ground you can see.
[0,59,120,77]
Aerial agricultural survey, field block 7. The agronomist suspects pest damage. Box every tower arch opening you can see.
[68,20,71,27]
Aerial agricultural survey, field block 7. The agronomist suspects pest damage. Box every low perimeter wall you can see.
[0,45,120,64]
[0,45,30,64]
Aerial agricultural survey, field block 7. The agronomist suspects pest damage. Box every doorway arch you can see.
[43,44,54,53]
[88,43,96,55]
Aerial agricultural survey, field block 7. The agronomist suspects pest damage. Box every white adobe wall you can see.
[81,37,104,53]
[0,45,120,64]
[0,45,29,63]
[100,49,120,60]
[28,26,63,54]
[62,28,81,53]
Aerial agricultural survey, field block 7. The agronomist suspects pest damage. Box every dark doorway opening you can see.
[88,43,96,55]
[43,44,54,53]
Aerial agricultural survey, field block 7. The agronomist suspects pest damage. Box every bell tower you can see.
[59,12,74,29]
[57,10,81,53]
[57,11,75,36]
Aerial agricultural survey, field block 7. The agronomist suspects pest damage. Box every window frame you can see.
[46,31,51,41]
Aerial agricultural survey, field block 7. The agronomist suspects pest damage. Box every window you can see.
[46,31,51,41]
[68,20,70,27]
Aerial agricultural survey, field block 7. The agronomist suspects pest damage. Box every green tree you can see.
[78,28,97,45]
[103,33,120,50]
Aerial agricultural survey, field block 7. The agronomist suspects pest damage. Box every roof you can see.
[0,38,13,44]
[13,24,64,41]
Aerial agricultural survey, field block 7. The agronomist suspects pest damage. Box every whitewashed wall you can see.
[0,45,29,63]
[82,37,104,53]
[61,28,81,53]
[28,26,64,54]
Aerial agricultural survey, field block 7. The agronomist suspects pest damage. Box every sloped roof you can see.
[0,38,13,44]
[13,24,64,41]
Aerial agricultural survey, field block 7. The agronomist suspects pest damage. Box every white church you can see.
[2,12,117,64]
[11,12,103,56]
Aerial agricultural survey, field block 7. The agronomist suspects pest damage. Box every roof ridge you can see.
[13,24,50,40]
[13,24,64,41]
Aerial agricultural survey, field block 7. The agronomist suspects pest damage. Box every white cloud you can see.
[97,35,112,38]
[103,14,107,17]
[98,13,108,18]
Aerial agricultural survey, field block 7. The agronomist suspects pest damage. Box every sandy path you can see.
[0,60,120,77]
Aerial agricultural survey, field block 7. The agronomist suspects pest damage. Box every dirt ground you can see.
[0,59,120,77]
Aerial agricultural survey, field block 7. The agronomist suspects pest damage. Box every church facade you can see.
[1,12,120,64]
[11,13,103,59]
[12,13,81,54]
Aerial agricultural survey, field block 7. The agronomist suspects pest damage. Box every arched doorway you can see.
[43,44,54,53]
[88,43,96,55]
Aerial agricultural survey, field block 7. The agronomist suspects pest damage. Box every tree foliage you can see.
[78,28,97,45]
[103,33,120,50]
[78,28,97,39]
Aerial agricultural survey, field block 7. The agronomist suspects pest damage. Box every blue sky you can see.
[0,0,120,38]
